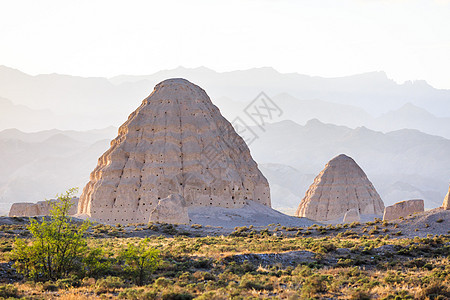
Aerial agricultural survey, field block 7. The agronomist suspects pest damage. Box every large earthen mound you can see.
[296,154,384,222]
[78,78,270,225]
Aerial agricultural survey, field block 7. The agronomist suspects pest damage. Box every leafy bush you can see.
[239,279,273,291]
[95,276,127,294]
[10,188,90,281]
[226,260,256,274]
[118,288,156,299]
[0,284,20,298]
[41,281,59,291]
[162,292,194,300]
[118,238,160,285]
[154,277,171,287]
[82,248,112,277]
[350,289,372,300]
[381,290,413,300]
[416,283,450,300]
[301,274,329,297]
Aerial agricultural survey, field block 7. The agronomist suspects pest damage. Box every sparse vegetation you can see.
[1,201,449,298]
[10,188,91,281]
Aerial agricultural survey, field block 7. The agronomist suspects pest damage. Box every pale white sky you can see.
[1,0,450,88]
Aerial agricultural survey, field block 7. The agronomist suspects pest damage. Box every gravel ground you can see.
[389,207,449,238]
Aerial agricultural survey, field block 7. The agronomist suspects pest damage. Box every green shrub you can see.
[82,247,112,277]
[350,289,372,300]
[226,260,255,274]
[162,292,194,300]
[154,277,171,287]
[239,279,272,291]
[301,274,329,297]
[0,284,20,298]
[118,288,156,300]
[56,276,81,289]
[416,283,450,300]
[118,238,160,285]
[95,276,127,294]
[381,290,413,300]
[10,188,90,281]
[42,281,59,291]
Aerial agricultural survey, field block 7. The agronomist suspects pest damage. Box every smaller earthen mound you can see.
[383,199,424,221]
[149,194,189,225]
[296,154,384,222]
[343,208,360,223]
[443,186,449,210]
[9,198,79,217]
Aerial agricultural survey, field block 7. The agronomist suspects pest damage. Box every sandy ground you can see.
[1,205,448,239]
[188,201,319,228]
[389,207,449,238]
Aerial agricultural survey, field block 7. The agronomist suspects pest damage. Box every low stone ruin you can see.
[383,199,424,221]
[443,186,449,210]
[9,198,79,217]
[343,208,360,223]
[149,194,189,225]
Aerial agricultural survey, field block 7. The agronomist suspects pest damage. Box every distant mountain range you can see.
[0,65,449,215]
[0,65,449,138]
[0,121,448,215]
[0,126,118,211]
[249,119,450,211]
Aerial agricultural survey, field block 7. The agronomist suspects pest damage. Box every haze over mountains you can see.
[1,65,450,138]
[250,120,450,213]
[0,120,448,215]
[0,65,449,215]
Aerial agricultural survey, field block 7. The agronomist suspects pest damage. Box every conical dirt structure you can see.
[443,186,449,210]
[296,154,384,221]
[78,78,270,224]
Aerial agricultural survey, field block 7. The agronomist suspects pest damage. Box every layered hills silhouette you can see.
[1,65,450,138]
[250,119,450,212]
[0,66,449,215]
[0,120,448,215]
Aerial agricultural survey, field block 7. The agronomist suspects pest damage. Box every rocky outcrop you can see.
[443,186,449,210]
[9,198,79,217]
[149,194,189,224]
[78,78,270,225]
[383,199,424,221]
[343,208,360,223]
[296,154,384,222]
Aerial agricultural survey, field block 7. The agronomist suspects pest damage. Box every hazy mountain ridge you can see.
[0,121,448,215]
[0,128,117,214]
[248,119,450,210]
[0,126,117,144]
[367,103,450,139]
[1,65,449,214]
[108,66,450,117]
[0,96,59,132]
[1,65,449,137]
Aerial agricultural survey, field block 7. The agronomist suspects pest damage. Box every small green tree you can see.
[118,238,160,285]
[11,188,90,281]
[82,247,112,278]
